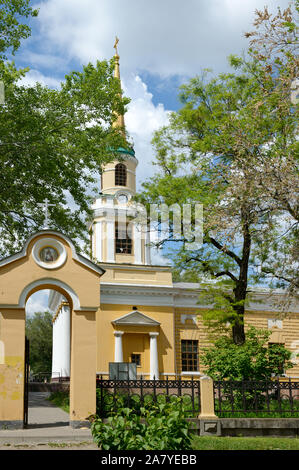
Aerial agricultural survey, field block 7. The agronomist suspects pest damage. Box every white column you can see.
[60,304,71,378]
[51,304,71,381]
[106,219,115,262]
[95,221,102,262]
[149,332,159,380]
[51,318,59,380]
[114,331,124,362]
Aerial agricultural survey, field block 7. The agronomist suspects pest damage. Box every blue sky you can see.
[20,0,290,314]
[15,0,291,185]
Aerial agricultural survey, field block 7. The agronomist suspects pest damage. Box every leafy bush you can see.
[96,389,197,418]
[48,390,70,413]
[201,326,294,381]
[91,398,193,450]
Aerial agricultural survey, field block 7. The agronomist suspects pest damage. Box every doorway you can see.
[24,288,70,428]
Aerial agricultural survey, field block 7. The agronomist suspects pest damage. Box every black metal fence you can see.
[96,376,201,418]
[214,379,299,417]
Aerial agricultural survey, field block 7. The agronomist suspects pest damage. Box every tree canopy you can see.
[0,0,38,61]
[0,0,129,255]
[137,1,298,344]
[25,311,53,375]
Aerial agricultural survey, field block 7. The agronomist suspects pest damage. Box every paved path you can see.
[0,392,98,449]
[27,392,69,428]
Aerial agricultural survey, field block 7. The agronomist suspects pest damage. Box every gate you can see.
[23,337,30,427]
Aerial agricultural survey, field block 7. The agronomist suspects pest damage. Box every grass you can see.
[47,390,70,413]
[192,435,299,450]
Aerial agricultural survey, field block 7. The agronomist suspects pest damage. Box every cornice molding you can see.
[100,282,299,312]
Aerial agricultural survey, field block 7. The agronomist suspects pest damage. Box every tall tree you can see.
[242,2,299,300]
[137,3,298,344]
[0,0,38,61]
[26,311,53,375]
[0,1,129,255]
[0,61,128,255]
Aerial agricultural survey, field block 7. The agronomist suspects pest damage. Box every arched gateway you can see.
[0,230,104,429]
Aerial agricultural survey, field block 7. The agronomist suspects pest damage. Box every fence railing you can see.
[214,379,299,417]
[96,376,201,418]
[29,372,62,383]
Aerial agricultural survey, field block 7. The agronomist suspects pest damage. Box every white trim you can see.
[100,282,299,312]
[106,219,115,262]
[112,310,160,326]
[181,314,197,325]
[102,168,136,175]
[134,224,142,265]
[96,372,177,377]
[95,221,102,262]
[181,371,203,376]
[0,230,105,276]
[32,238,67,270]
[19,278,81,310]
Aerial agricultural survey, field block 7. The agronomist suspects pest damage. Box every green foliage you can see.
[137,2,299,343]
[48,390,70,414]
[91,398,193,450]
[215,397,299,418]
[0,0,38,60]
[192,435,299,451]
[0,59,128,255]
[201,326,294,381]
[0,2,129,256]
[97,389,198,418]
[25,311,53,374]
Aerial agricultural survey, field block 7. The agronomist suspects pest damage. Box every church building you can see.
[49,48,299,383]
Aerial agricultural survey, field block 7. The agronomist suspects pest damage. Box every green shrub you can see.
[48,390,70,413]
[91,398,193,450]
[201,326,294,381]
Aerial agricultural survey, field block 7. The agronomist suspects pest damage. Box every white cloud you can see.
[18,69,62,88]
[123,74,170,186]
[26,289,51,316]
[35,0,290,77]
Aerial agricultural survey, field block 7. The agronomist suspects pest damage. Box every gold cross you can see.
[114,36,119,55]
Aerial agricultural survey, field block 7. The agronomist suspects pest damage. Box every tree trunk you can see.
[232,312,246,345]
[232,207,251,345]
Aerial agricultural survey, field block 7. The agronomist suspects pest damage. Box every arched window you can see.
[115,163,127,186]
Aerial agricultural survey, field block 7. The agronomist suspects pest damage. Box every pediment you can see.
[112,310,160,326]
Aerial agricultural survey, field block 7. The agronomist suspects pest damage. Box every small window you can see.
[131,354,141,367]
[115,222,132,254]
[115,163,127,186]
[181,340,198,372]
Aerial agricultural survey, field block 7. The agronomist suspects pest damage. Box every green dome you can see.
[116,146,135,157]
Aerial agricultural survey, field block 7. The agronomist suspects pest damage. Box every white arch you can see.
[19,278,81,311]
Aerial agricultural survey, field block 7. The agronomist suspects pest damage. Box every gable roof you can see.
[0,230,105,276]
[112,310,160,326]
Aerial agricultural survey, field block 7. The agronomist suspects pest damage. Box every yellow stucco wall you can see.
[0,233,100,309]
[0,232,102,426]
[101,158,137,195]
[173,308,299,377]
[100,264,173,286]
[96,304,175,379]
[0,309,25,422]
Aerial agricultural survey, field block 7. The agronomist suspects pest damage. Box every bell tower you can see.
[91,40,151,266]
